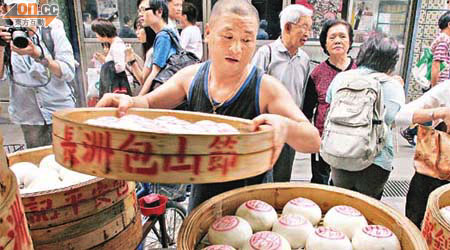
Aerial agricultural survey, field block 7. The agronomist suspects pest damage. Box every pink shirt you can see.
[431,32,450,84]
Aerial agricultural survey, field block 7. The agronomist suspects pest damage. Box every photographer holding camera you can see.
[0,0,76,149]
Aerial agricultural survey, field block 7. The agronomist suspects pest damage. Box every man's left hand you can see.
[11,38,40,58]
[251,114,289,166]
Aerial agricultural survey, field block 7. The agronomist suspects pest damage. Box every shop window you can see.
[211,0,283,40]
[186,0,203,23]
[81,0,139,39]
[351,0,411,44]
[291,0,344,40]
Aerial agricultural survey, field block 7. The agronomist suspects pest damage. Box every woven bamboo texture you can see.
[0,133,34,250]
[178,183,428,249]
[422,183,450,250]
[7,146,141,249]
[52,108,274,183]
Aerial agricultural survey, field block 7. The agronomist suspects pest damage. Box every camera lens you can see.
[12,31,28,49]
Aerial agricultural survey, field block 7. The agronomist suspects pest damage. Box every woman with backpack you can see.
[321,33,405,200]
[303,19,357,185]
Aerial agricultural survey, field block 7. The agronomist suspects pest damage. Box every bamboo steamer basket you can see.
[52,108,274,184]
[0,134,34,250]
[178,183,428,250]
[7,146,142,250]
[422,183,450,249]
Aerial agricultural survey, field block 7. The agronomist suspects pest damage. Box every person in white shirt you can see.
[92,19,131,96]
[180,2,203,60]
[395,82,450,228]
[92,19,126,74]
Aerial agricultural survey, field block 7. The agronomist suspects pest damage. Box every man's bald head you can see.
[209,0,259,27]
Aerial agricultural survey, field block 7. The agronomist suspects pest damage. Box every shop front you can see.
[71,0,420,102]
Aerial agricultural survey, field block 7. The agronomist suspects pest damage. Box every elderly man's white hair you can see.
[279,4,313,32]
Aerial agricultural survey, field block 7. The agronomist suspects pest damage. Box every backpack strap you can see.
[160,29,183,52]
[369,73,387,127]
[265,44,272,72]
[41,27,55,59]
[40,26,79,104]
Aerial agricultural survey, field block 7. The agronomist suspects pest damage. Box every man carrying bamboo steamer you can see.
[96,0,320,211]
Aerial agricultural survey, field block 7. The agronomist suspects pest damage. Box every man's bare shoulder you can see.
[260,73,284,91]
[174,63,205,90]
[177,63,204,78]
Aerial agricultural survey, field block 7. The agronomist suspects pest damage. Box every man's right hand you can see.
[94,52,106,64]
[125,47,135,63]
[0,26,11,46]
[96,93,135,117]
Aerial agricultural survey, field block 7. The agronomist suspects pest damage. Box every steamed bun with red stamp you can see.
[352,225,401,250]
[272,214,314,249]
[440,206,450,225]
[323,205,368,239]
[306,226,352,250]
[208,216,252,248]
[236,200,278,232]
[242,231,291,250]
[203,245,236,250]
[282,197,322,225]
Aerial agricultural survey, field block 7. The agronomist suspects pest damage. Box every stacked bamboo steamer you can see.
[0,133,34,250]
[51,108,274,183]
[422,183,450,249]
[7,146,141,250]
[178,183,428,250]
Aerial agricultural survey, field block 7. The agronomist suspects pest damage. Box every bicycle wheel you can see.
[142,201,187,249]
[165,201,187,245]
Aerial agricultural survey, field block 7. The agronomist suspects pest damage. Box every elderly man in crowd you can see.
[96,0,320,211]
[168,0,183,32]
[252,4,313,182]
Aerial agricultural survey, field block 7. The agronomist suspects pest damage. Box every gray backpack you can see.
[320,72,388,170]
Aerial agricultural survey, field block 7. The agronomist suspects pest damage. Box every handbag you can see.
[125,65,142,96]
[411,48,448,90]
[415,124,450,180]
[150,29,200,92]
[99,60,132,98]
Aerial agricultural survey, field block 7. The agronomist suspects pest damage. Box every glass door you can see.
[351,0,411,44]
[211,0,284,40]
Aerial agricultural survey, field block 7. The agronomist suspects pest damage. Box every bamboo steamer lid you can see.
[178,183,428,250]
[52,108,274,184]
[422,183,450,249]
[7,146,141,250]
[0,132,34,250]
[0,132,9,183]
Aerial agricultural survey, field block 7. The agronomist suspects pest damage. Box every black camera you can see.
[0,26,30,48]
